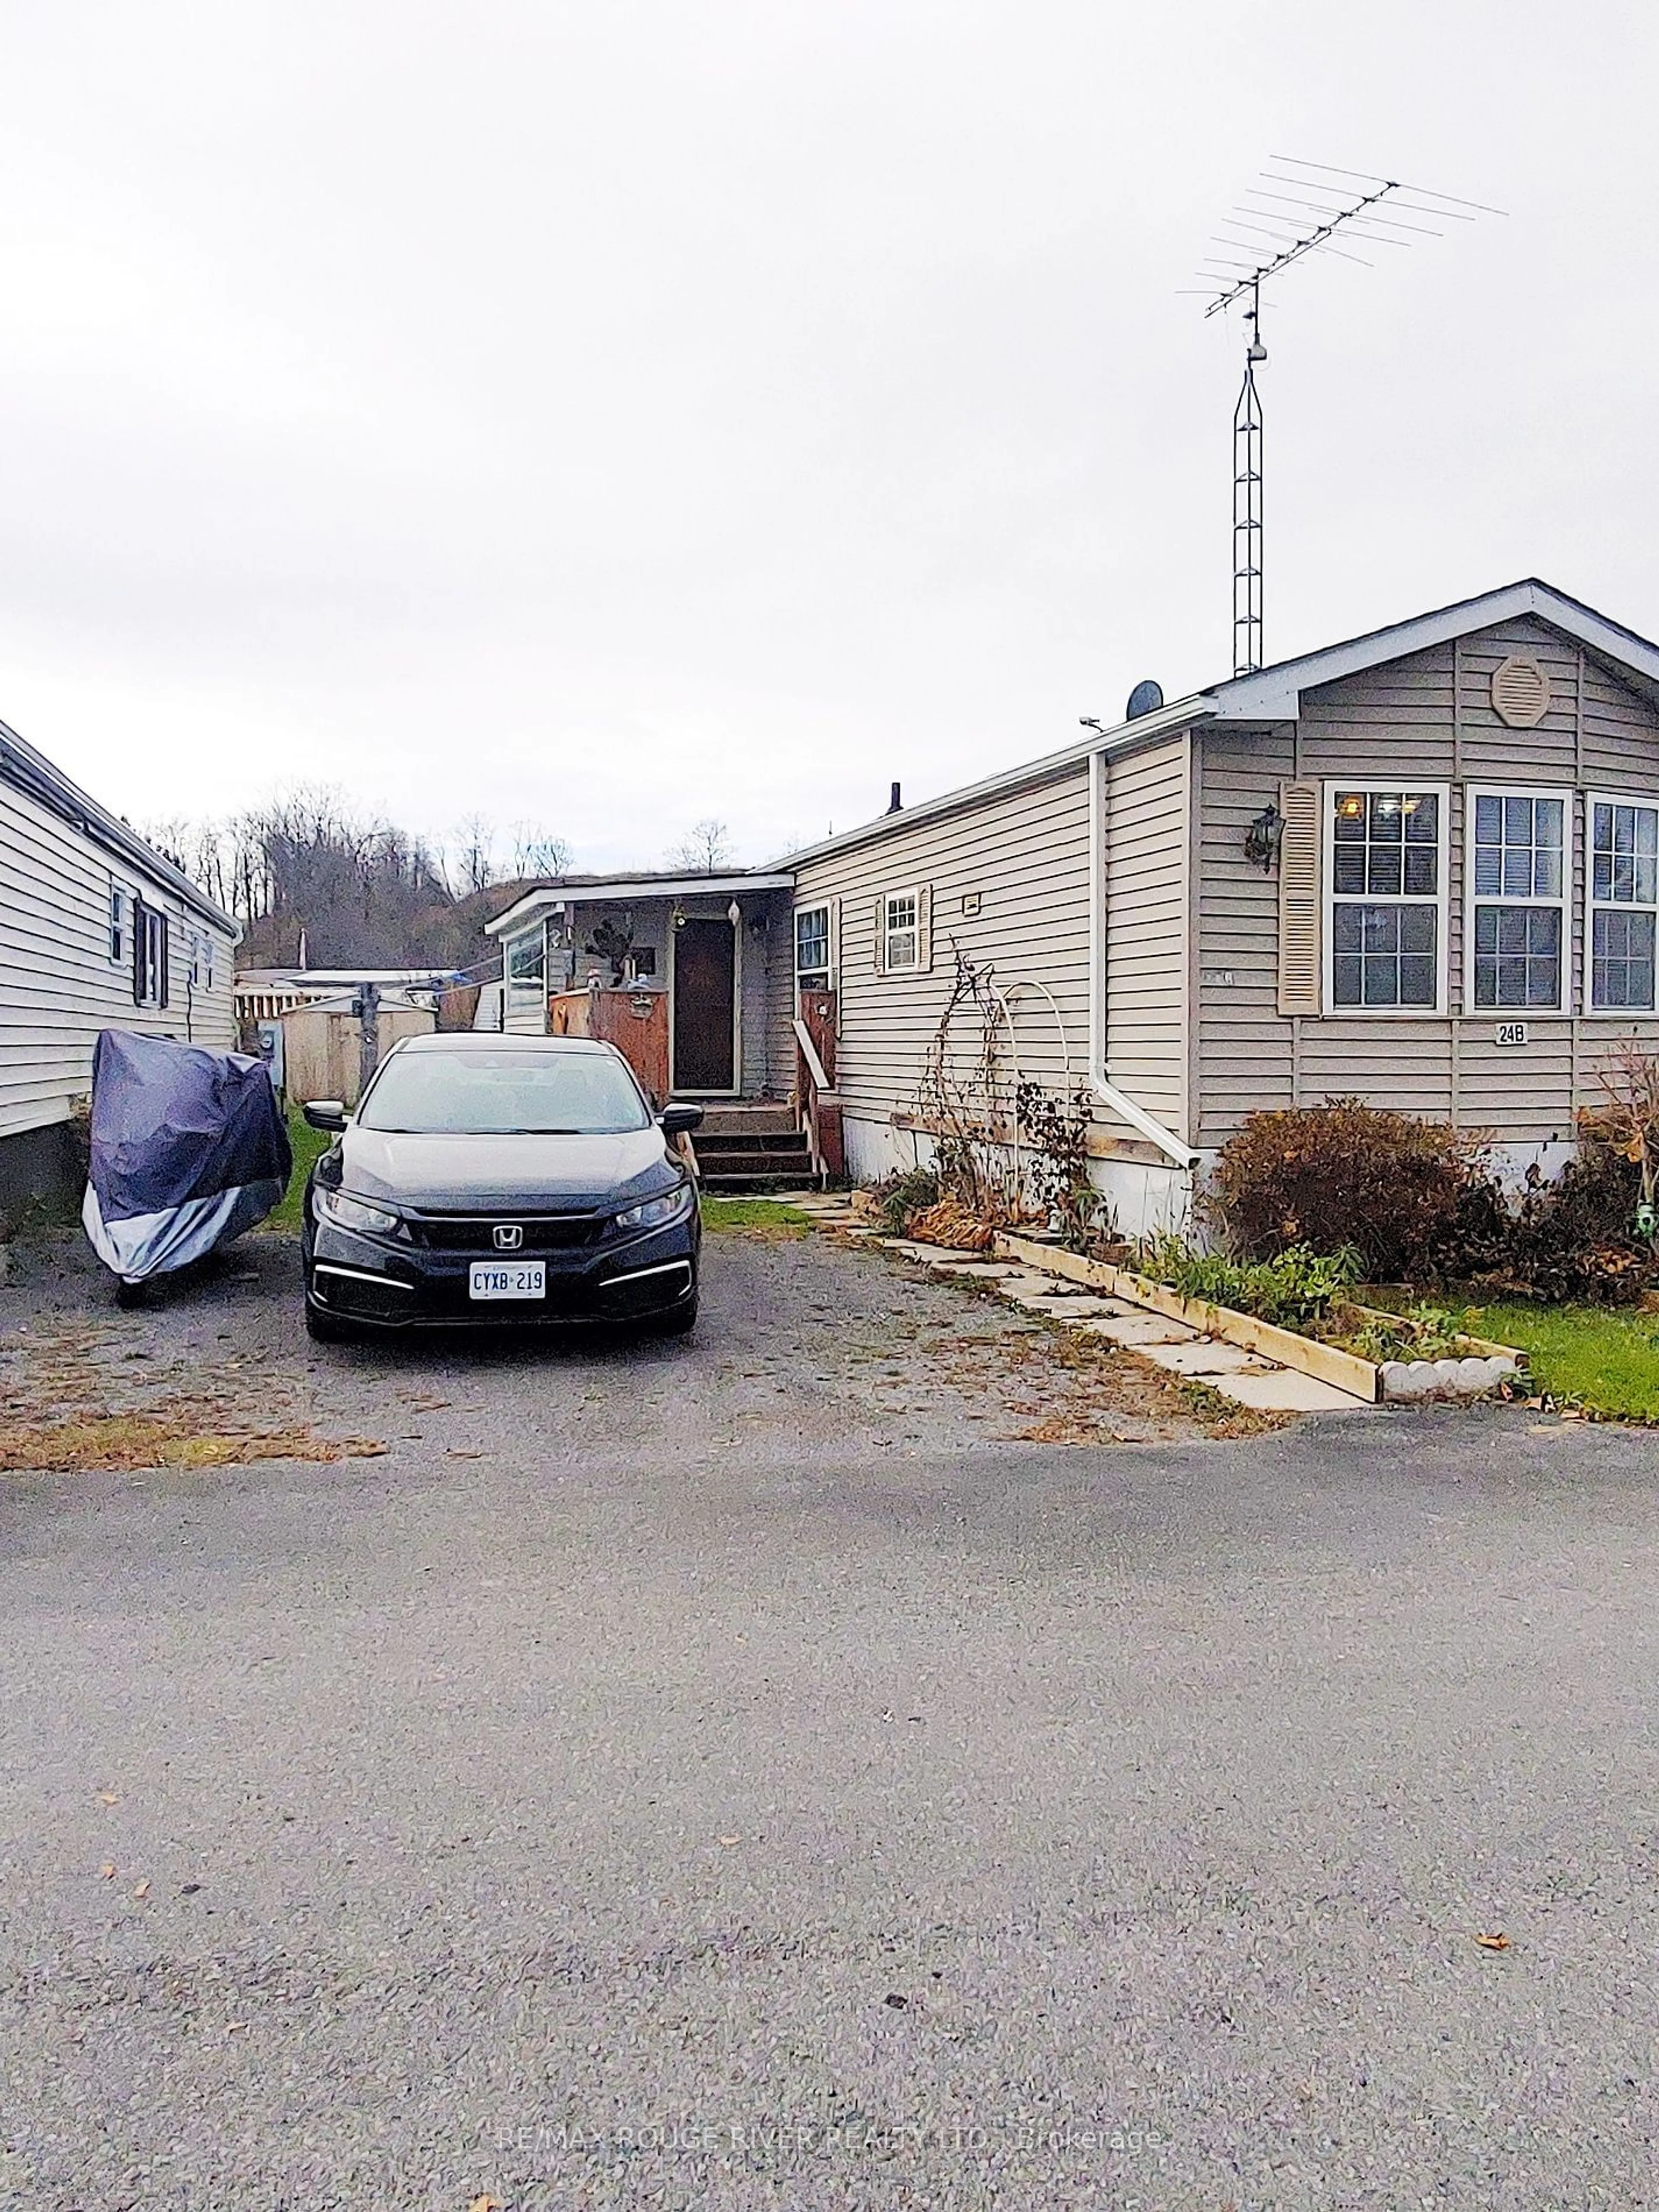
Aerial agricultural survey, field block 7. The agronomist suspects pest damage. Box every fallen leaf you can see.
[448,1449,488,1461]
[718,1834,741,1847]
[468,2197,503,2212]
[131,1880,150,1900]
[884,1993,909,2010]
[98,1790,121,1806]
[99,1863,116,1880]
[227,2021,247,2033]
[1472,1930,1511,1951]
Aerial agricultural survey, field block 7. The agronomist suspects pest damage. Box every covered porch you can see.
[483,871,835,1185]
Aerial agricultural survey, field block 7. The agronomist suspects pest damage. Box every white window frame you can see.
[881,888,922,975]
[1322,781,1450,1016]
[794,903,831,988]
[1585,788,1659,1017]
[1462,784,1570,1016]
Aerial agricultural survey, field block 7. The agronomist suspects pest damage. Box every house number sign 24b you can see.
[1495,1021,1530,1047]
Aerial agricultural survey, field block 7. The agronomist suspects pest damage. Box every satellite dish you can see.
[1125,679,1164,721]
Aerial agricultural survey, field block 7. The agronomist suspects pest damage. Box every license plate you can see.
[469,1261,546,1300]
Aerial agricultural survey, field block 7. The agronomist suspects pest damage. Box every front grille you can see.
[407,1212,604,1252]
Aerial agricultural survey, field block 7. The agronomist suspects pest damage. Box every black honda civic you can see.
[300,1034,703,1341]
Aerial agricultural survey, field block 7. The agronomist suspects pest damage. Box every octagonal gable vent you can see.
[1490,654,1552,728]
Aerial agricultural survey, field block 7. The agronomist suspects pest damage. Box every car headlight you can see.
[316,1187,403,1237]
[613,1182,695,1232]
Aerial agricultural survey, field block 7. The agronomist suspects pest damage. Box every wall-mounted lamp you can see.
[1243,801,1284,872]
[727,900,742,927]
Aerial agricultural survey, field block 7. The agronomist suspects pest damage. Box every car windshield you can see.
[356,1050,652,1135]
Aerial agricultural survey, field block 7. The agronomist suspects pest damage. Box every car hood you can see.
[338,1126,680,1211]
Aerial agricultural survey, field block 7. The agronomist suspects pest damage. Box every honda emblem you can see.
[493,1224,524,1251]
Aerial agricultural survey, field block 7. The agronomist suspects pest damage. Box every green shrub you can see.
[1206,1101,1492,1283]
[1137,1235,1362,1326]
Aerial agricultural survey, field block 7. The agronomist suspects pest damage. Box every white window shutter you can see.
[918,884,933,972]
[873,895,887,974]
[1277,780,1322,1016]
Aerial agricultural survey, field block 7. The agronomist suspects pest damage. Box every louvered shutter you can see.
[873,895,887,974]
[1277,780,1322,1015]
[917,884,933,972]
[158,914,170,1008]
[827,896,841,989]
[132,899,148,1004]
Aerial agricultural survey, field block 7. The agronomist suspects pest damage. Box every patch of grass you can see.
[1457,1300,1659,1422]
[0,1405,387,1472]
[699,1196,815,1239]
[267,1104,332,1233]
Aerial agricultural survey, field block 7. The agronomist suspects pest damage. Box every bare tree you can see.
[509,823,570,879]
[667,818,734,872]
[451,814,498,897]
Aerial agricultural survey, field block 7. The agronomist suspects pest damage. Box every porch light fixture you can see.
[1243,800,1284,871]
[727,900,742,926]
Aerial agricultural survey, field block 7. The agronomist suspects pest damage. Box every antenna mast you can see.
[1189,159,1500,676]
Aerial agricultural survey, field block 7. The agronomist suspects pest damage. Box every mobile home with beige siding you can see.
[0,718,239,1227]
[778,580,1659,1236]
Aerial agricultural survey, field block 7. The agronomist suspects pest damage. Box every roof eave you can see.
[774,692,1215,871]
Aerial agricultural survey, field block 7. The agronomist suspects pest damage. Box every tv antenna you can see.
[1187,157,1503,677]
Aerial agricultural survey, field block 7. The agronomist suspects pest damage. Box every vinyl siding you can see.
[791,765,1095,1135]
[0,780,237,1141]
[1104,731,1190,1140]
[1195,617,1659,1147]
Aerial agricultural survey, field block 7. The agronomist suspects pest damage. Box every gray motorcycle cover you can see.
[82,1030,292,1284]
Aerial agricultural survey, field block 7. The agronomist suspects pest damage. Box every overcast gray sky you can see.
[2,0,1653,872]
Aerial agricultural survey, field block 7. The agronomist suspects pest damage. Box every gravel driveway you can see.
[0,1224,1655,2207]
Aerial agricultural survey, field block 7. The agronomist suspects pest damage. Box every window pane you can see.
[1403,845,1437,895]
[1474,795,1500,845]
[1332,954,1362,1005]
[1362,958,1397,1006]
[1332,906,1362,953]
[1369,793,1405,842]
[1405,793,1438,842]
[1475,906,1497,953]
[1400,906,1436,953]
[1398,955,1436,1005]
[1369,847,1404,896]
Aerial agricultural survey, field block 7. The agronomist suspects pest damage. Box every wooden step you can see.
[693,1102,797,1138]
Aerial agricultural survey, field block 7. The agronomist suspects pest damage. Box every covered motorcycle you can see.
[82,1030,292,1285]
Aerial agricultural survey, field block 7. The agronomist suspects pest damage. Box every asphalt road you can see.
[0,1230,1656,2208]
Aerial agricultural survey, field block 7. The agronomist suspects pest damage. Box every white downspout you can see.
[1086,744,1201,1171]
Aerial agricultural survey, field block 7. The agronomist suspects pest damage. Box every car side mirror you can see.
[659,1101,704,1136]
[302,1100,349,1132]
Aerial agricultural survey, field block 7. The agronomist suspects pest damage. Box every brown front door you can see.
[672,918,736,1090]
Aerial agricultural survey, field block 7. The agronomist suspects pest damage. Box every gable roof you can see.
[776,578,1659,871]
[1211,577,1659,723]
[0,715,239,934]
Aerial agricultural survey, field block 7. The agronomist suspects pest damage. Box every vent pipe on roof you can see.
[887,782,903,813]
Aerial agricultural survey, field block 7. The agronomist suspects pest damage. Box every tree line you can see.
[143,789,570,971]
[143,792,742,971]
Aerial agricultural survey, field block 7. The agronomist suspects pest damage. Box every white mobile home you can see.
[0,717,239,1227]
